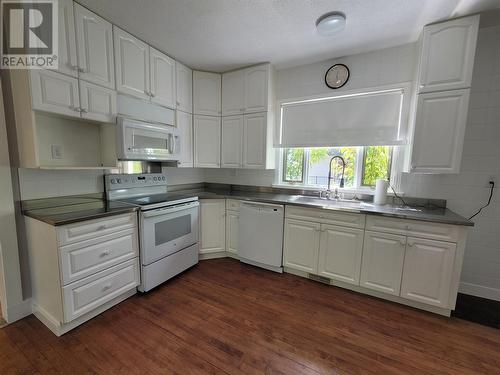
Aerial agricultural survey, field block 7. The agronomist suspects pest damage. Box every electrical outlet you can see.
[51,145,62,159]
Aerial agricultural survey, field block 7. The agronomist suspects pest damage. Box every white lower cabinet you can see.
[318,225,364,285]
[283,218,320,274]
[400,237,456,308]
[360,231,406,296]
[199,199,226,254]
[225,210,239,254]
[25,213,139,336]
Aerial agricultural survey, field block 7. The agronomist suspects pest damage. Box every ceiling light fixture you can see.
[316,11,346,36]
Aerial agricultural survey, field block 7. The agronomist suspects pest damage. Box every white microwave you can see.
[117,117,181,161]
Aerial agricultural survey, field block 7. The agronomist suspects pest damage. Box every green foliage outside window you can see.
[283,148,304,182]
[362,146,392,186]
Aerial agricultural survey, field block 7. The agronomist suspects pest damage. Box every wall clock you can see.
[325,64,350,89]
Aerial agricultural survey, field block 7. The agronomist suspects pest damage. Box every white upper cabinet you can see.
[194,115,221,168]
[360,231,406,296]
[221,115,243,168]
[418,15,479,93]
[318,225,364,285]
[401,237,456,308]
[244,64,270,113]
[410,89,470,174]
[176,110,193,168]
[113,26,150,100]
[193,71,221,116]
[57,0,78,77]
[222,70,245,116]
[79,81,117,123]
[176,62,193,113]
[30,70,80,118]
[74,4,115,89]
[243,112,268,169]
[149,47,176,108]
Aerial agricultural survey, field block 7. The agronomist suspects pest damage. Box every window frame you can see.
[277,146,399,192]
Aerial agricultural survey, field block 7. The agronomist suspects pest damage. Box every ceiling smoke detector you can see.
[316,12,346,36]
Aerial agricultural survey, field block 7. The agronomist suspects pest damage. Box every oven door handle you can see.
[142,201,199,218]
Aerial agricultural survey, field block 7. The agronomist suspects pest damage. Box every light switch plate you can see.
[51,145,62,159]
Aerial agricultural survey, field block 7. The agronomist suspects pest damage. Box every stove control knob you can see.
[117,179,122,184]
[153,177,157,181]
[110,179,116,184]
[162,176,166,181]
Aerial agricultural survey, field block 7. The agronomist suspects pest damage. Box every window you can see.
[281,146,393,189]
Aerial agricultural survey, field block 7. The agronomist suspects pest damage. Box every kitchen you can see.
[1,0,500,373]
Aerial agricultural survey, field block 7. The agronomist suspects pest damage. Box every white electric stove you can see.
[106,173,199,292]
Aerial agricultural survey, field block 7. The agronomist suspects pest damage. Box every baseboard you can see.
[5,298,32,324]
[199,251,227,260]
[459,282,500,302]
[33,289,136,336]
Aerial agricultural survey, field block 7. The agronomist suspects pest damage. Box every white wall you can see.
[400,24,500,300]
[0,77,25,322]
[205,42,418,187]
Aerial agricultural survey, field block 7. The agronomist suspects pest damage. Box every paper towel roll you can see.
[374,179,389,205]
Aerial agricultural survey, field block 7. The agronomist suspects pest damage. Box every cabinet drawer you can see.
[57,213,137,246]
[286,206,365,229]
[226,199,241,211]
[365,216,459,242]
[62,258,139,322]
[59,228,138,285]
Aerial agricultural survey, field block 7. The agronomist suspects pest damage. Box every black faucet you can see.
[327,156,346,193]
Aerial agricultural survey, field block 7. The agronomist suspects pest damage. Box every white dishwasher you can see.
[238,201,284,273]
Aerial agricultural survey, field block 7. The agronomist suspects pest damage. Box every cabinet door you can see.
[360,231,406,296]
[176,62,193,113]
[57,0,78,77]
[79,80,117,123]
[411,89,470,174]
[244,65,269,113]
[243,113,267,169]
[401,237,456,308]
[30,70,80,118]
[318,225,364,285]
[114,26,150,100]
[193,71,221,116]
[221,115,243,168]
[74,4,115,89]
[199,200,225,254]
[222,70,245,116]
[283,219,320,274]
[193,115,221,168]
[176,110,193,168]
[150,47,175,108]
[418,15,479,93]
[226,210,239,254]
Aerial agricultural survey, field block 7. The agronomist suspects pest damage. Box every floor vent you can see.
[309,274,331,285]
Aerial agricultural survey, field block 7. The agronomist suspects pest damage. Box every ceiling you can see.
[78,0,500,72]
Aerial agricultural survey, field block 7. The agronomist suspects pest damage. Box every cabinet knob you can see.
[70,64,79,71]
[100,249,111,257]
[78,67,86,73]
[102,283,112,291]
[80,108,88,113]
[399,240,406,246]
[407,242,414,247]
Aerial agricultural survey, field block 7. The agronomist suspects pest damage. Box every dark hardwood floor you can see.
[1,258,500,374]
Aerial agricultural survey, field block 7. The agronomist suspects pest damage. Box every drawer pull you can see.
[102,283,112,292]
[408,242,414,247]
[100,249,111,257]
[399,240,406,246]
[97,225,107,231]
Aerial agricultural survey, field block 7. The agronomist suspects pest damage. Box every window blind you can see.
[277,88,408,148]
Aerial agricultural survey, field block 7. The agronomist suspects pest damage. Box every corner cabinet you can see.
[418,15,479,93]
[409,15,479,174]
[193,71,221,116]
[193,115,221,168]
[176,62,193,113]
[410,90,470,173]
[199,200,226,255]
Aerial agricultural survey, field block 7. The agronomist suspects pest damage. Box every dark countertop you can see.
[23,189,473,227]
[173,188,474,227]
[23,197,139,226]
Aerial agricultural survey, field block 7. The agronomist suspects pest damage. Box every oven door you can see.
[140,201,199,265]
[117,117,181,161]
